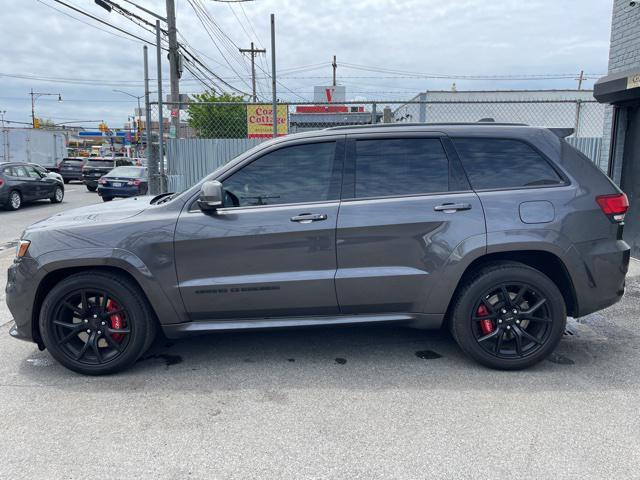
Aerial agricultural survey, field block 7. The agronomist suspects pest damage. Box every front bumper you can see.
[5,257,40,344]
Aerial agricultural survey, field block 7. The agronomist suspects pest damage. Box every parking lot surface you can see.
[1,196,639,479]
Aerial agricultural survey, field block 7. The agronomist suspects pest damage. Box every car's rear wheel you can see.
[5,190,21,211]
[86,185,97,192]
[450,263,566,370]
[50,186,64,203]
[39,271,156,375]
[102,196,113,202]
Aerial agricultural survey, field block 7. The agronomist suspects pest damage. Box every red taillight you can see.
[127,179,141,186]
[0,179,4,187]
[98,178,107,184]
[596,193,629,222]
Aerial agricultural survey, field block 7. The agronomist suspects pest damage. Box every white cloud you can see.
[0,0,613,126]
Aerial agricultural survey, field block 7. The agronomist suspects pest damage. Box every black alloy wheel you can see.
[471,283,552,359]
[49,289,132,365]
[450,263,566,370]
[39,271,156,375]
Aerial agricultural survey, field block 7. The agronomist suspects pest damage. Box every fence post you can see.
[574,99,582,137]
[371,102,377,124]
[419,92,427,123]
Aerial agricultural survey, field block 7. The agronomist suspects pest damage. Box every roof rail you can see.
[324,122,529,131]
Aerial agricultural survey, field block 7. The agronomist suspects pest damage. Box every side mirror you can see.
[198,180,224,211]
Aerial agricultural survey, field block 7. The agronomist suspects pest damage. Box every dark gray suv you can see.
[5,124,630,374]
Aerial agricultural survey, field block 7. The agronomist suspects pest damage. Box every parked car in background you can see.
[82,157,133,191]
[58,157,85,183]
[97,166,148,201]
[0,162,64,210]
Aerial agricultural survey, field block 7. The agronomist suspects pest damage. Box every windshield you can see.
[107,166,146,178]
[61,159,83,165]
[86,160,114,168]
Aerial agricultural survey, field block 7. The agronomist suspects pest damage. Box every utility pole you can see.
[0,110,7,162]
[240,42,266,102]
[271,13,277,138]
[156,19,166,193]
[332,55,337,86]
[143,45,158,195]
[166,0,181,139]
[577,70,584,90]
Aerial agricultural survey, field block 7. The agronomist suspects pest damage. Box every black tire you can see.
[449,262,566,370]
[86,185,97,192]
[102,196,113,202]
[63,178,69,184]
[50,186,64,203]
[5,190,21,211]
[39,271,156,375]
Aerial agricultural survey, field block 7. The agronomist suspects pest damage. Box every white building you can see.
[394,90,604,138]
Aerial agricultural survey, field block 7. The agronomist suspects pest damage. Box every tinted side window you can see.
[12,166,28,178]
[354,138,449,198]
[25,166,42,179]
[452,138,563,190]
[223,142,338,207]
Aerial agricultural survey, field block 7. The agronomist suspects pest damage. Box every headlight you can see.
[16,240,31,258]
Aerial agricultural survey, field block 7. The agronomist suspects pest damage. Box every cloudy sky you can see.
[0,0,614,128]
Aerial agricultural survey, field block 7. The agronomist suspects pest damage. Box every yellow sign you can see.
[627,73,640,90]
[247,104,288,138]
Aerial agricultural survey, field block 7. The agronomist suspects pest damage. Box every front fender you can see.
[36,247,186,325]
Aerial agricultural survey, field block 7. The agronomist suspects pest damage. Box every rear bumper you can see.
[97,185,142,198]
[569,239,630,317]
[61,171,83,180]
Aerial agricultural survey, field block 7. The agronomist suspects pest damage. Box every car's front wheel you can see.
[449,262,566,370]
[39,271,156,375]
[50,186,64,203]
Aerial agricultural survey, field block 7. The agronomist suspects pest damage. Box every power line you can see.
[47,0,157,46]
[36,0,145,44]
[187,0,253,91]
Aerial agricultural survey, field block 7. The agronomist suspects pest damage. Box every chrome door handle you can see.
[434,203,472,213]
[290,213,328,223]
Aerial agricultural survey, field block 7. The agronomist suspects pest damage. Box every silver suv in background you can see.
[6,124,630,374]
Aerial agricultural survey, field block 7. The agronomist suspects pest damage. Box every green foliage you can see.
[187,91,247,138]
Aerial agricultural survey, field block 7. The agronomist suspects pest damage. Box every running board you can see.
[162,313,444,338]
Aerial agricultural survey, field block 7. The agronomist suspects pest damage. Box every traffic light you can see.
[33,118,40,129]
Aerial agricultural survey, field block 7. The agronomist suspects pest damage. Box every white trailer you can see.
[1,128,66,171]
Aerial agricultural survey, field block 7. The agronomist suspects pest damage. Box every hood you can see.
[27,196,153,231]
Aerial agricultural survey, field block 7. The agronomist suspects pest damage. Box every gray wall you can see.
[599,0,640,175]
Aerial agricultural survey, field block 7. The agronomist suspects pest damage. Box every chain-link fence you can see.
[148,99,605,192]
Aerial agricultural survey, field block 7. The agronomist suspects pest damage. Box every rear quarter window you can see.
[452,138,564,190]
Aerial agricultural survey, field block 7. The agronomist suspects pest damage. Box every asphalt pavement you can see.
[0,193,639,479]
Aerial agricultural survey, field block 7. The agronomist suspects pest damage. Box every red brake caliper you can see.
[106,299,125,343]
[477,304,495,335]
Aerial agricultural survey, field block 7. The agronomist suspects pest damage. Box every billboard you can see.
[247,104,288,138]
[314,86,346,103]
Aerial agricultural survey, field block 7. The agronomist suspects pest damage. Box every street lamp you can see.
[30,89,63,128]
[112,89,144,117]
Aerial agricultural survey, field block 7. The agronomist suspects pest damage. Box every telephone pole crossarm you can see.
[240,42,266,102]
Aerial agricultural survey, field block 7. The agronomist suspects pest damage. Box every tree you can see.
[187,91,247,138]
